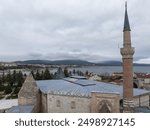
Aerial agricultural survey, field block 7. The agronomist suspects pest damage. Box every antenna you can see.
[125,1,127,10]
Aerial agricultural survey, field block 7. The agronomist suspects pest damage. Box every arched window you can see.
[98,100,112,113]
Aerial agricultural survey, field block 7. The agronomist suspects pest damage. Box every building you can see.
[88,72,102,81]
[6,73,150,113]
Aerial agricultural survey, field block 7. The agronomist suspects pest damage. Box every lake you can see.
[71,66,150,75]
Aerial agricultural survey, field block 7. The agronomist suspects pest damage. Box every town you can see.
[0,61,150,112]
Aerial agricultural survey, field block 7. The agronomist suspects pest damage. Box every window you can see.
[56,100,61,107]
[71,101,76,109]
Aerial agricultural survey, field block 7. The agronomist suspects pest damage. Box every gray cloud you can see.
[0,0,150,63]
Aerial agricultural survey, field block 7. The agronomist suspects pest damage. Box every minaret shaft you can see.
[123,31,131,46]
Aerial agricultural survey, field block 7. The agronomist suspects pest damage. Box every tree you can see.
[0,85,5,92]
[43,68,52,80]
[0,78,5,91]
[76,70,80,76]
[5,85,12,94]
[69,71,72,76]
[41,70,44,80]
[0,77,5,91]
[31,70,35,79]
[13,87,21,94]
[12,70,17,87]
[73,69,76,75]
[0,78,2,86]
[85,70,89,76]
[1,71,5,85]
[78,71,84,76]
[64,67,69,77]
[35,70,41,80]
[16,71,24,87]
[6,70,13,86]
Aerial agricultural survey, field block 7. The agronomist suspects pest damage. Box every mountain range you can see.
[15,59,94,65]
[14,59,150,66]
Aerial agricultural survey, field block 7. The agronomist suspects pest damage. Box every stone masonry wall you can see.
[134,94,150,107]
[47,94,90,113]
[41,93,47,113]
[90,92,120,113]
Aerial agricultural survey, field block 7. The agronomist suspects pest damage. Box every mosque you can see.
[7,2,150,113]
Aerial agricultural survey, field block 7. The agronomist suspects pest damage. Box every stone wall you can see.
[41,93,47,113]
[134,94,150,107]
[90,92,120,113]
[45,92,120,113]
[18,74,40,112]
[47,94,90,113]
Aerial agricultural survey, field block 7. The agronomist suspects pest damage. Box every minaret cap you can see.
[123,1,131,32]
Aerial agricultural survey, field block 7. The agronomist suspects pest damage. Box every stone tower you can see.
[120,2,135,112]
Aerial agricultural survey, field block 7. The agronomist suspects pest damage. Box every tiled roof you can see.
[36,78,150,98]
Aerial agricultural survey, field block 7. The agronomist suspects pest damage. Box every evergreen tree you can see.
[69,71,72,76]
[41,70,44,80]
[0,85,5,92]
[13,87,20,94]
[64,67,69,77]
[76,70,80,76]
[6,70,13,86]
[79,71,84,76]
[0,71,5,91]
[0,78,2,86]
[85,70,89,76]
[43,68,52,79]
[12,70,17,87]
[31,70,35,79]
[35,70,41,80]
[2,71,5,85]
[0,78,4,91]
[73,69,76,75]
[17,71,24,87]
[5,85,12,94]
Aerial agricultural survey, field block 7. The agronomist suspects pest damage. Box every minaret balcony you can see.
[120,47,135,58]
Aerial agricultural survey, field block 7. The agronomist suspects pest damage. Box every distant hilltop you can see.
[14,59,95,65]
[10,59,150,66]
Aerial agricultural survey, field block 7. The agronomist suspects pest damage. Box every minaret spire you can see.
[123,1,131,32]
[125,1,127,9]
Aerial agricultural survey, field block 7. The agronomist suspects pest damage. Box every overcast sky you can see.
[0,0,150,63]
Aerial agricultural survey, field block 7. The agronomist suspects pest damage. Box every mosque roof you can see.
[36,77,150,98]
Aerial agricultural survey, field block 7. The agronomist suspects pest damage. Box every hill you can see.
[15,59,95,65]
[14,60,150,66]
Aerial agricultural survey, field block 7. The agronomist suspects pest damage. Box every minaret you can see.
[120,2,135,112]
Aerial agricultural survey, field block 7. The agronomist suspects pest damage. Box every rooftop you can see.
[0,99,18,110]
[134,107,150,113]
[6,105,34,113]
[36,78,150,98]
